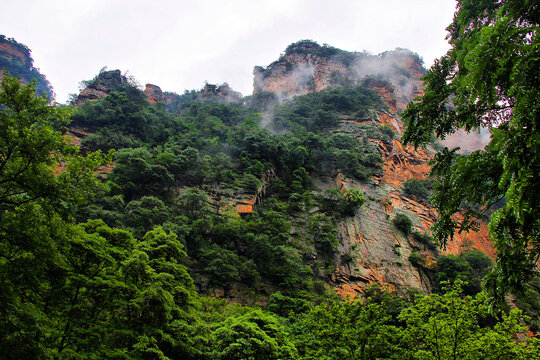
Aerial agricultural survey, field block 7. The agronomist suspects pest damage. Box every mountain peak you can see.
[253,40,425,109]
[0,34,53,99]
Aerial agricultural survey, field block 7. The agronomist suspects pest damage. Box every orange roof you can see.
[236,204,253,214]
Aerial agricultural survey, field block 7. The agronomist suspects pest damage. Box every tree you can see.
[0,75,109,213]
[209,309,298,360]
[110,147,175,201]
[402,0,539,301]
[399,281,540,360]
[295,298,403,360]
[0,76,111,358]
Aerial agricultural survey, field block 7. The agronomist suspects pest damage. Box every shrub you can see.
[267,291,311,317]
[402,178,433,203]
[434,251,494,295]
[341,253,354,263]
[393,214,413,236]
[409,251,427,267]
[411,231,437,252]
[236,173,262,191]
[344,189,366,208]
[379,125,395,143]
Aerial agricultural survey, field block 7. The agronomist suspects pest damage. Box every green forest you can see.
[1,0,539,359]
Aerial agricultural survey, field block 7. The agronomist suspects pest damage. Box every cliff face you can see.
[67,40,493,298]
[254,40,424,111]
[330,107,493,296]
[254,52,350,98]
[0,35,53,99]
[255,40,493,296]
[74,69,124,105]
[0,41,28,66]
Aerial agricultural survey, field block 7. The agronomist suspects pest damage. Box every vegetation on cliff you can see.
[0,35,53,99]
[403,0,539,304]
[2,0,539,353]
[70,72,389,298]
[1,58,537,357]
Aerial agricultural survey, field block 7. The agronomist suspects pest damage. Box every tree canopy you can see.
[1,47,539,357]
[402,0,539,302]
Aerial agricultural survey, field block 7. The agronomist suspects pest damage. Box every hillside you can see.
[0,35,53,99]
[2,30,539,358]
[66,41,494,300]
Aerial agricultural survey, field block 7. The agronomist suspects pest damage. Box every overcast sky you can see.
[2,0,457,103]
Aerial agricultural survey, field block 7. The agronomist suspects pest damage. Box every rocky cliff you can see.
[254,40,424,111]
[68,40,494,298]
[74,69,125,105]
[330,97,493,297]
[254,40,493,296]
[0,34,53,99]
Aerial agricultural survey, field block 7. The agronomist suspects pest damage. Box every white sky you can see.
[1,0,457,103]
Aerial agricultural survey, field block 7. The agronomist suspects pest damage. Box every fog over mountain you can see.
[1,0,456,103]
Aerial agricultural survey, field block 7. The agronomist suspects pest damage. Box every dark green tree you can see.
[399,281,540,360]
[393,214,413,236]
[295,298,403,360]
[402,0,539,300]
[0,76,110,358]
[208,309,298,360]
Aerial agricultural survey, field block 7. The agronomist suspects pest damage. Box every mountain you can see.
[251,40,493,296]
[253,40,424,110]
[4,35,538,358]
[0,35,53,99]
[67,40,494,299]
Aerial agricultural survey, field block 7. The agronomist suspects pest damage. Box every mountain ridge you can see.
[0,36,494,299]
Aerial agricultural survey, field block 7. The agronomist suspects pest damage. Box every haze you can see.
[1,0,457,103]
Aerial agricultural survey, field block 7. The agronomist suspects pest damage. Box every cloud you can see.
[1,0,456,103]
[442,128,492,153]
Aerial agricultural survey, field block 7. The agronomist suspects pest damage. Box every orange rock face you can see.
[0,42,27,65]
[254,42,493,297]
[332,102,493,297]
[253,44,425,109]
[144,83,164,104]
[254,52,349,98]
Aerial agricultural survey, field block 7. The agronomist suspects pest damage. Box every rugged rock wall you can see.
[68,40,494,297]
[253,40,424,111]
[0,34,53,99]
[254,52,349,98]
[0,41,28,66]
[331,105,493,297]
[74,69,124,105]
[254,41,493,296]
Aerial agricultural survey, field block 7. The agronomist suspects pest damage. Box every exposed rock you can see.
[254,52,349,99]
[251,41,494,296]
[202,82,243,103]
[253,40,425,110]
[0,41,27,65]
[328,85,493,298]
[144,83,164,104]
[74,69,124,106]
[0,35,53,99]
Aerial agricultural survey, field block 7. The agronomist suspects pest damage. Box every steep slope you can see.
[0,35,53,99]
[67,40,494,300]
[254,40,493,296]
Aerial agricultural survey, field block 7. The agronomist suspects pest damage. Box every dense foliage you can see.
[402,178,433,204]
[393,213,413,236]
[0,49,537,358]
[68,73,390,300]
[402,0,539,302]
